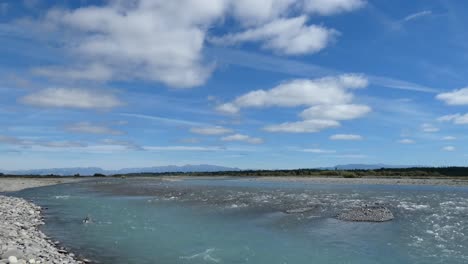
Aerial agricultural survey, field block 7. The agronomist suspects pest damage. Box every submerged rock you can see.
[337,206,394,222]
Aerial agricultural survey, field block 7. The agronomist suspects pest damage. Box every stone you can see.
[7,256,18,264]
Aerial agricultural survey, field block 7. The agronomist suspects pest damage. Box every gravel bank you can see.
[0,195,86,264]
[0,178,82,193]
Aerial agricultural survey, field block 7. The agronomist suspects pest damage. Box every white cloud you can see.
[421,123,439,133]
[302,148,336,153]
[436,88,468,105]
[264,119,340,133]
[45,0,225,88]
[302,0,365,15]
[442,136,456,141]
[217,74,368,113]
[216,103,240,115]
[300,104,370,120]
[443,146,455,152]
[398,139,415,144]
[438,113,468,125]
[20,88,123,110]
[403,10,432,22]
[211,16,338,55]
[329,134,363,140]
[65,122,122,135]
[190,126,233,135]
[221,133,264,144]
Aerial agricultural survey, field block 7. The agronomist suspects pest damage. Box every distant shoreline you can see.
[0,177,84,193]
[1,175,468,194]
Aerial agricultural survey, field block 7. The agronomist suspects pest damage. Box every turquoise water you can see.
[13,178,468,264]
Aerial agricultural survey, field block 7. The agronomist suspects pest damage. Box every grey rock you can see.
[337,206,394,222]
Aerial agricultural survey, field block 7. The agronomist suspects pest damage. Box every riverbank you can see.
[0,195,84,264]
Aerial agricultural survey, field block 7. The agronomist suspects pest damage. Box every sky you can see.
[1,0,468,170]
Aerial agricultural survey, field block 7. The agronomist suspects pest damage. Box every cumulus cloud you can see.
[421,123,439,133]
[302,0,366,15]
[438,113,468,125]
[221,133,264,144]
[211,16,338,55]
[45,0,224,88]
[329,134,363,140]
[218,74,369,133]
[300,104,370,120]
[217,74,368,114]
[398,139,415,144]
[443,146,455,152]
[20,88,123,110]
[264,119,340,133]
[436,88,468,105]
[65,122,122,135]
[190,126,233,135]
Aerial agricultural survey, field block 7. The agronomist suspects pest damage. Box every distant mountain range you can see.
[1,164,240,176]
[0,164,426,176]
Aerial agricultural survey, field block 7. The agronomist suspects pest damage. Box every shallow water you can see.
[14,178,468,264]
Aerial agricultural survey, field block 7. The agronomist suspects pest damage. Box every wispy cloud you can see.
[65,122,123,135]
[442,146,455,152]
[398,139,415,144]
[403,10,432,22]
[120,113,205,127]
[221,134,264,144]
[302,148,336,154]
[330,134,363,141]
[211,48,439,93]
[20,88,123,110]
[190,126,233,135]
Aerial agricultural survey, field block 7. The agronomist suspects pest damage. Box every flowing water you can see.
[12,178,468,264]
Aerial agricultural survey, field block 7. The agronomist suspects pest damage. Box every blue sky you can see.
[1,0,468,170]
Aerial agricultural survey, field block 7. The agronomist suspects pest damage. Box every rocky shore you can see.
[0,195,85,264]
